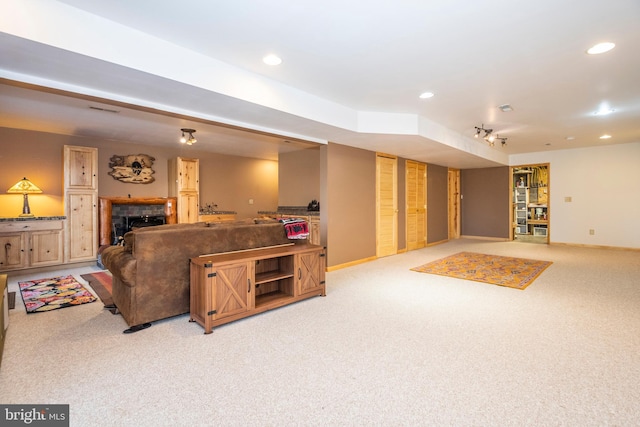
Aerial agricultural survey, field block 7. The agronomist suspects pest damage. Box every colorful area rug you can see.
[19,275,97,313]
[80,271,113,308]
[411,252,552,290]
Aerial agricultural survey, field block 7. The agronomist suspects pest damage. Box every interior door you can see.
[406,160,426,250]
[448,169,460,239]
[376,153,398,258]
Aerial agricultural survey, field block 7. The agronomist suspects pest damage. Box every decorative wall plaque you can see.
[108,154,156,184]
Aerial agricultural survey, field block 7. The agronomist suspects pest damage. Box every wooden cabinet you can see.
[64,145,98,263]
[190,243,326,333]
[0,233,24,270]
[169,157,200,223]
[0,220,64,271]
[198,213,237,223]
[308,216,320,246]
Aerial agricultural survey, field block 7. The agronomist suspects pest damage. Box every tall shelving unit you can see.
[514,186,528,235]
[512,166,549,241]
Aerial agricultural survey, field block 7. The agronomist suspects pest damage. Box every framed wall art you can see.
[108,154,156,184]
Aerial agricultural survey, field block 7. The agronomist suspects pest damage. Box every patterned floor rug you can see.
[411,252,552,290]
[19,275,97,313]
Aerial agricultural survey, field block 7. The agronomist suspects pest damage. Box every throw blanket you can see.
[279,218,309,239]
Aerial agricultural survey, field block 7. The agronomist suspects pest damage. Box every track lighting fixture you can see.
[474,124,506,147]
[474,124,493,140]
[179,128,197,145]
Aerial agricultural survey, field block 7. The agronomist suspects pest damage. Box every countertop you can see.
[258,206,320,217]
[0,216,66,222]
[199,211,237,215]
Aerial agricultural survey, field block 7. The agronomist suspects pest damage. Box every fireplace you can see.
[108,215,167,245]
[99,197,177,246]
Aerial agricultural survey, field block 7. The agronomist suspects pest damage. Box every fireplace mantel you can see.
[99,197,177,246]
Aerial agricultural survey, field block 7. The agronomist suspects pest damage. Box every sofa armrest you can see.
[101,246,137,288]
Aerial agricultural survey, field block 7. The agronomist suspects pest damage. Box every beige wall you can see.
[325,143,377,267]
[278,147,321,206]
[427,163,449,243]
[460,166,510,238]
[0,128,278,219]
[0,128,67,217]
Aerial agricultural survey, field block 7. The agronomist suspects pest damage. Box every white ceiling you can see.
[1,0,639,168]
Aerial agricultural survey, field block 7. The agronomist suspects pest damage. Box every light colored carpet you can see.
[1,239,639,426]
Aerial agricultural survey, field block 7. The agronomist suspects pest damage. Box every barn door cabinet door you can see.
[296,249,326,295]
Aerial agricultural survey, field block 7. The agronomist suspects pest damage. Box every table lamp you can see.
[6,177,42,217]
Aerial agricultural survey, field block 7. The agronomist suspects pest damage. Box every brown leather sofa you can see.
[101,220,291,332]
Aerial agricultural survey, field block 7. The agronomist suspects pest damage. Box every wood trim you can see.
[326,255,378,272]
[460,235,511,242]
[550,242,640,252]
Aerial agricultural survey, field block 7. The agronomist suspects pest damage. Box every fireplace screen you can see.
[112,215,166,245]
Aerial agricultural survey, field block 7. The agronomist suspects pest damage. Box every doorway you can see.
[510,164,550,244]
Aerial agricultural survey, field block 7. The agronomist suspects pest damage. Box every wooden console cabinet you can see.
[190,243,326,333]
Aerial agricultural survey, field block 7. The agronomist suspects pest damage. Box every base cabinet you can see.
[0,220,64,271]
[190,243,326,333]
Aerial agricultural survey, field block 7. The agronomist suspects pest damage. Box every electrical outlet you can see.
[589,229,595,235]
[248,198,254,205]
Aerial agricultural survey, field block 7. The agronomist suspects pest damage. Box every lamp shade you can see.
[7,177,42,217]
[7,177,42,194]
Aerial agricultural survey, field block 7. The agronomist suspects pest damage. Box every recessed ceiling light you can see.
[419,92,434,99]
[498,104,513,112]
[599,134,612,139]
[565,136,575,141]
[263,54,282,65]
[586,42,615,55]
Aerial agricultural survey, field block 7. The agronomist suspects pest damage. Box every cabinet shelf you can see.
[255,290,291,307]
[255,270,294,285]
